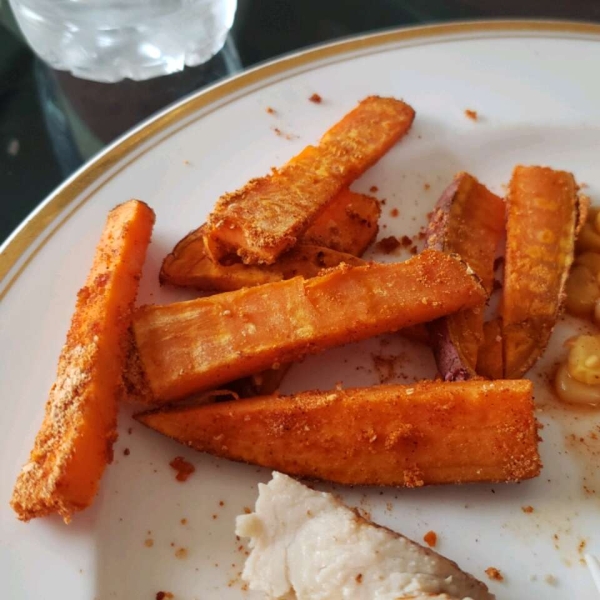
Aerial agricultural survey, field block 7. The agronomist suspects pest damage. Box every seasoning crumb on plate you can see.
[155,592,174,600]
[175,547,188,559]
[464,109,478,121]
[485,567,504,581]
[144,538,154,547]
[309,93,322,103]
[521,505,534,513]
[169,456,195,482]
[423,530,438,547]
[369,185,379,193]
[375,236,401,254]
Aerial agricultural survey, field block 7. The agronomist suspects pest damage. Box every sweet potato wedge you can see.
[11,200,155,522]
[161,190,379,290]
[204,96,415,264]
[130,250,485,404]
[161,236,364,291]
[426,172,504,380]
[503,166,581,378]
[476,318,504,380]
[136,379,541,486]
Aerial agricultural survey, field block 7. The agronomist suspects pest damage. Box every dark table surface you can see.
[1,0,599,245]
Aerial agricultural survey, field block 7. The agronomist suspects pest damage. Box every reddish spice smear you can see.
[375,236,401,254]
[309,93,322,103]
[169,456,195,482]
[390,208,399,218]
[369,185,379,193]
[156,593,174,600]
[465,109,478,121]
[266,106,276,115]
[423,183,431,190]
[400,235,412,247]
[423,530,437,547]
[123,448,130,456]
[485,567,504,581]
[521,505,534,513]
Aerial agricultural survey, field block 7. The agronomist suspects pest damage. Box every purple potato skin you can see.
[425,174,477,381]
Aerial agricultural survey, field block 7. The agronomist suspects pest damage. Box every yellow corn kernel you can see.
[567,334,600,385]
[555,362,600,406]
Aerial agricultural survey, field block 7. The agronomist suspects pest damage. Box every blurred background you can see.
[1,0,599,243]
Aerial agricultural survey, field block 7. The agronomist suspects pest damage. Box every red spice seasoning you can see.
[465,109,478,121]
[375,236,401,254]
[169,456,195,482]
[309,93,322,103]
[485,567,504,581]
[423,530,437,547]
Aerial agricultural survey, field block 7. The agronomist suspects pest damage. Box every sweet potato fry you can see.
[476,318,504,380]
[136,379,541,486]
[204,96,415,264]
[161,190,379,290]
[131,250,484,404]
[503,166,581,378]
[161,236,364,291]
[426,172,504,380]
[11,200,155,522]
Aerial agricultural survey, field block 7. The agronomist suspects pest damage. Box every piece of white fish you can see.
[236,472,494,600]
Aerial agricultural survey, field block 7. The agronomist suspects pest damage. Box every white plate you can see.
[2,20,600,600]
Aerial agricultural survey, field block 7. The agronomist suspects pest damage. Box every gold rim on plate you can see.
[2,19,600,301]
